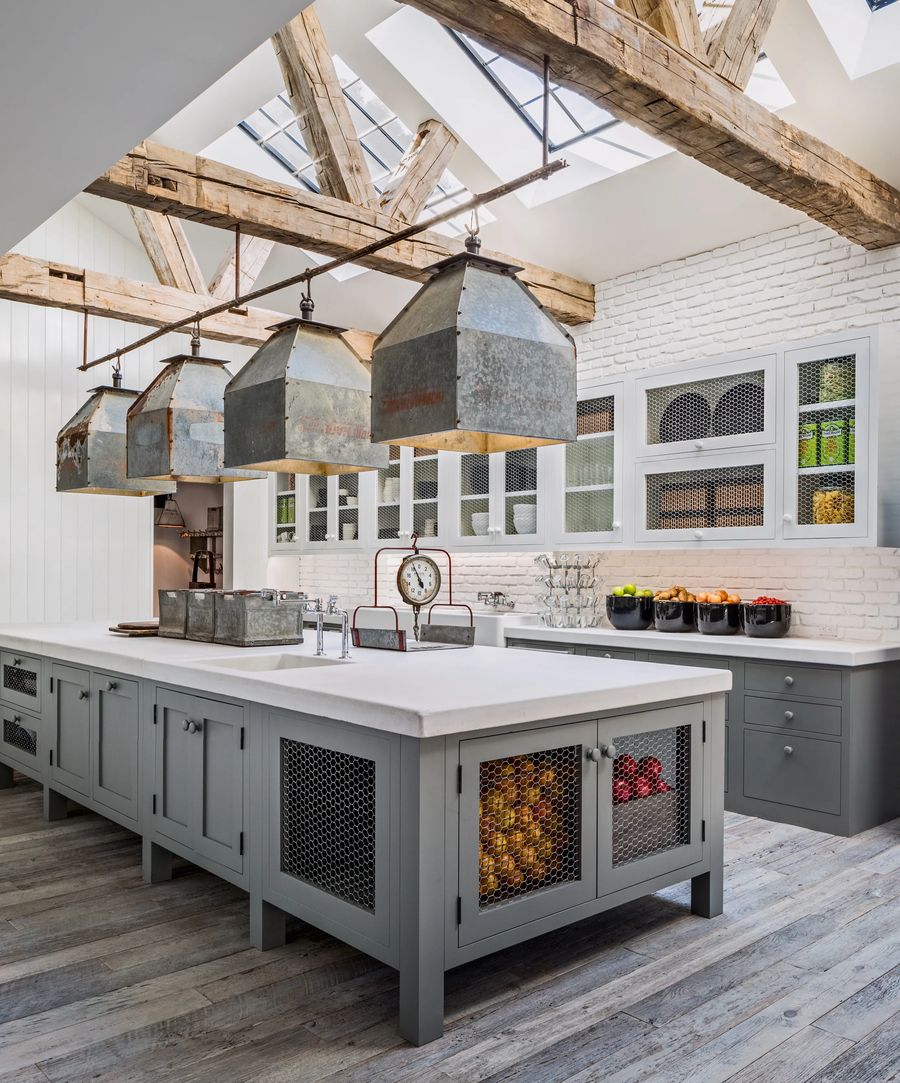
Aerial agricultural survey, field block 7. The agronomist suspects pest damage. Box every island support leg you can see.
[691,694,725,919]
[43,787,68,821]
[398,736,446,1046]
[0,763,13,789]
[142,837,174,883]
[250,898,287,950]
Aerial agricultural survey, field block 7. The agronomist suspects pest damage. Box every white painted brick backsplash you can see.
[268,221,900,643]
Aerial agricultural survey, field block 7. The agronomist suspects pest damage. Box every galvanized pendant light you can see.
[127,333,265,484]
[223,296,389,475]
[370,233,577,453]
[56,369,175,497]
[154,494,186,529]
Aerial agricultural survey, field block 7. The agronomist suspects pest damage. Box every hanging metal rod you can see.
[81,157,567,371]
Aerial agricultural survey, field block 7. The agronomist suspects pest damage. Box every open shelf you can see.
[798,463,856,476]
[798,398,855,414]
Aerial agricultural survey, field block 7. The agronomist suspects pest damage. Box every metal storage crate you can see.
[214,591,305,647]
[158,590,188,639]
[186,591,219,643]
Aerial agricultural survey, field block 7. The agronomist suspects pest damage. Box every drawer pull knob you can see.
[78,689,89,700]
[784,710,794,721]
[784,676,794,687]
[105,681,118,692]
[603,652,612,658]
[12,657,21,666]
[182,719,190,731]
[784,745,794,756]
[601,743,617,760]
[587,747,602,763]
[188,721,202,735]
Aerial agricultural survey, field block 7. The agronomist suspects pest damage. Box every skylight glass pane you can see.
[523,97,581,144]
[553,86,615,131]
[486,55,543,105]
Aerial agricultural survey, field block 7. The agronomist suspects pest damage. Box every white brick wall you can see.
[268,221,900,642]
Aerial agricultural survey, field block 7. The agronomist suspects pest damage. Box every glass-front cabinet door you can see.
[411,448,440,541]
[273,473,298,549]
[598,703,705,895]
[783,336,870,541]
[375,446,402,542]
[455,448,544,546]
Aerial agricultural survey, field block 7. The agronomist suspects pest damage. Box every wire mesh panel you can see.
[3,716,37,757]
[460,453,490,537]
[645,370,765,446]
[275,472,297,545]
[307,476,328,543]
[645,464,765,531]
[413,450,439,538]
[504,447,538,537]
[795,355,857,527]
[336,474,359,543]
[478,745,581,908]
[566,396,614,534]
[611,725,690,867]
[280,738,377,912]
[3,664,37,700]
[377,447,401,541]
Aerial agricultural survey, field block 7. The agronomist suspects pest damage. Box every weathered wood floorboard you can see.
[0,777,896,1082]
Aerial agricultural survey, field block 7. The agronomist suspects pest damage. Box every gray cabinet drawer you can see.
[743,729,841,816]
[645,652,730,720]
[1,651,42,713]
[744,695,841,737]
[744,662,842,701]
[1,706,40,768]
[584,647,637,661]
[507,640,576,654]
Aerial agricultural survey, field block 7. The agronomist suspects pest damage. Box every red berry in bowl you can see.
[638,755,663,778]
[632,775,653,799]
[653,778,672,794]
[612,778,632,804]
[614,754,638,778]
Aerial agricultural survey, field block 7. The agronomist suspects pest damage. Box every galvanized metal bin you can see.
[158,590,188,639]
[214,591,305,647]
[186,591,219,643]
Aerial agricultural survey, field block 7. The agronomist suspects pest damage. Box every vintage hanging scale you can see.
[351,535,474,651]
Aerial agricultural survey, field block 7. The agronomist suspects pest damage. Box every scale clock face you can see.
[397,554,442,607]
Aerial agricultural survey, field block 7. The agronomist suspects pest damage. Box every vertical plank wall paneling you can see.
[0,197,247,625]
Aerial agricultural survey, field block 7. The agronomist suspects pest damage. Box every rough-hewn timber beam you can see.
[85,141,595,323]
[272,7,377,208]
[400,0,900,249]
[615,0,704,58]
[705,0,780,90]
[208,234,276,300]
[128,207,207,294]
[378,118,459,223]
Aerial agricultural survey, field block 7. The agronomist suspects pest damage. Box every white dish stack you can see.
[512,502,537,535]
[534,554,602,628]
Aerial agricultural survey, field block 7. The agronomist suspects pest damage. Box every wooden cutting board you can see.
[109,621,158,637]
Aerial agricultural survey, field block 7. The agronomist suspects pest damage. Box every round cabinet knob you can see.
[612,521,621,530]
[12,657,21,666]
[693,530,704,540]
[13,716,21,725]
[188,721,202,735]
[784,676,794,687]
[784,745,794,756]
[106,681,118,692]
[603,652,612,659]
[784,710,794,721]
[695,440,704,450]
[182,719,190,731]
[587,747,602,763]
[601,743,617,760]
[783,514,794,523]
[78,689,89,700]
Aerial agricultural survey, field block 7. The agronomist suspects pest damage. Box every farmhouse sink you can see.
[200,653,346,672]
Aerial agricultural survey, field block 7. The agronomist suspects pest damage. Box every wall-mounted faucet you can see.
[477,591,516,611]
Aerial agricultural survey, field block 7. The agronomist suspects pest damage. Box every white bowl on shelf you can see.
[471,512,490,536]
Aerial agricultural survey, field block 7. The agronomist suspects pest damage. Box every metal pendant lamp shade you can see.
[370,236,577,453]
[56,373,175,497]
[223,301,389,476]
[154,494,186,529]
[127,350,265,484]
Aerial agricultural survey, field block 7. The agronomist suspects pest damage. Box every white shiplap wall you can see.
[0,197,246,625]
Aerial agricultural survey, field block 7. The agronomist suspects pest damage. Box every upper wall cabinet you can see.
[452,447,547,548]
[635,355,777,459]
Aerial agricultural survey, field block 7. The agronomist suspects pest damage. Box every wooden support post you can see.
[129,207,207,294]
[250,898,289,951]
[379,119,459,224]
[705,0,780,90]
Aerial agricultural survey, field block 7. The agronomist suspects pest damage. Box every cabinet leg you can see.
[43,787,68,821]
[250,898,287,951]
[0,763,13,789]
[142,838,174,883]
[691,869,723,918]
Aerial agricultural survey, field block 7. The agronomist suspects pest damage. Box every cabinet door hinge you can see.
[49,749,53,766]
[701,819,706,843]
[152,704,157,725]
[152,794,157,815]
[240,726,245,751]
[239,831,245,856]
[457,764,462,794]
[49,675,54,694]
[702,719,707,742]
[456,896,462,924]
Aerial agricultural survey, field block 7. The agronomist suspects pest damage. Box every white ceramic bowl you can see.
[471,511,490,535]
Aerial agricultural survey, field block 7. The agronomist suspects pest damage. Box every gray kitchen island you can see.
[0,624,728,1045]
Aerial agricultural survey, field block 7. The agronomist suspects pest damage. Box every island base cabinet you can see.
[152,690,246,881]
[50,664,91,799]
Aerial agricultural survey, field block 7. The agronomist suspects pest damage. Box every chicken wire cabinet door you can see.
[782,336,872,542]
[271,472,299,553]
[90,673,139,823]
[265,713,396,954]
[1,708,40,774]
[1,651,42,714]
[597,704,705,894]
[458,722,598,946]
[50,664,91,798]
[635,356,776,458]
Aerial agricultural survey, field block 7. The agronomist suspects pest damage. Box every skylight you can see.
[239,57,486,236]
[806,0,900,77]
[865,0,899,10]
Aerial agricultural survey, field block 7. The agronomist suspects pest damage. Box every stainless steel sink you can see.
[200,653,345,672]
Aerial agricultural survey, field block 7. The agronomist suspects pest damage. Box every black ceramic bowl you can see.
[697,602,741,636]
[741,603,792,638]
[654,599,696,633]
[606,595,654,631]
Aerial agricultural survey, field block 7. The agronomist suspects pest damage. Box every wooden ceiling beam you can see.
[208,234,276,301]
[128,207,207,294]
[272,7,377,208]
[378,118,459,223]
[85,141,595,324]
[705,0,780,90]
[615,0,705,58]
[399,0,900,249]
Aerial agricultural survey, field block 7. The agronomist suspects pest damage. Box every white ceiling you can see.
[0,0,312,253]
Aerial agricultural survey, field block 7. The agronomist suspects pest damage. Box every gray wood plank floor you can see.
[0,775,897,1083]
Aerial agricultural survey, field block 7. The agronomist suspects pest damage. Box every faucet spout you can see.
[315,611,326,657]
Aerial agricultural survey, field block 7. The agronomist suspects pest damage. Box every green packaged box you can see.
[819,419,847,467]
[848,417,855,464]
[798,422,818,468]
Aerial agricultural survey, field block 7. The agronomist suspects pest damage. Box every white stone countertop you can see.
[503,625,900,666]
[0,623,730,739]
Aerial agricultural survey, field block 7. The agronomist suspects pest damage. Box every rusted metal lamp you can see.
[223,297,389,475]
[370,234,577,453]
[56,369,175,497]
[127,335,265,484]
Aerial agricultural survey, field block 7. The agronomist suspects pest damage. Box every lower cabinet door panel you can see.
[458,721,598,947]
[743,728,841,816]
[91,674,139,821]
[51,664,91,797]
[154,690,195,848]
[194,699,245,875]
